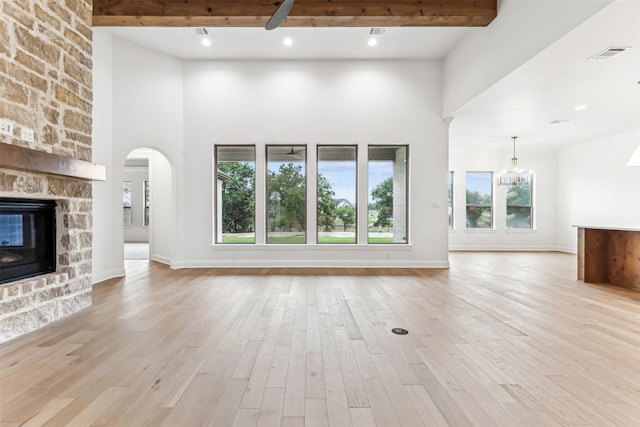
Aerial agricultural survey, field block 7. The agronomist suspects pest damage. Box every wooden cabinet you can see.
[576,226,640,291]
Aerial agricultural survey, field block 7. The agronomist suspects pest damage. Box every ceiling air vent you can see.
[588,46,630,60]
[192,28,208,36]
[369,28,386,36]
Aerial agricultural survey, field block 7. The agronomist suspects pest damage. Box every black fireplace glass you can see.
[0,198,56,284]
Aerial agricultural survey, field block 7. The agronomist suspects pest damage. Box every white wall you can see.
[149,151,174,263]
[557,128,640,252]
[180,60,449,267]
[443,0,611,117]
[92,29,124,283]
[92,32,183,282]
[449,145,558,250]
[91,36,450,271]
[123,166,149,243]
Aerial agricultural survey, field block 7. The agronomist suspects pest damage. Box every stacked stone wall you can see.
[0,0,94,343]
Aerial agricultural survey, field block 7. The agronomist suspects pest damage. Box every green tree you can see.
[317,173,336,231]
[506,184,531,206]
[268,163,306,231]
[465,189,491,205]
[218,162,255,233]
[506,184,532,228]
[371,177,393,228]
[465,189,492,228]
[336,205,355,231]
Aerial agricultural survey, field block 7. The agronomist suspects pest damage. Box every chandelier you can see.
[496,136,532,186]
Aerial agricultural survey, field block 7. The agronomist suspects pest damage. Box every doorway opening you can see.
[121,147,173,267]
[123,148,150,260]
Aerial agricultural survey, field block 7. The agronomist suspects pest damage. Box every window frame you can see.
[143,180,150,227]
[266,144,308,244]
[506,173,534,230]
[214,144,257,244]
[316,145,358,245]
[465,171,494,230]
[367,145,409,244]
[123,180,132,227]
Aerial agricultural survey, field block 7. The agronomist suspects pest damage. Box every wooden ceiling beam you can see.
[93,0,497,27]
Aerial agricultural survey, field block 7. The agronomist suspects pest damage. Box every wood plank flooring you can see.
[1,252,639,426]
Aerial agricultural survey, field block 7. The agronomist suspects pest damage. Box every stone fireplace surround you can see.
[1,0,95,343]
[0,169,93,343]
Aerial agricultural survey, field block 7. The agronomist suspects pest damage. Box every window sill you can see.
[505,229,537,233]
[463,229,496,233]
[210,243,413,250]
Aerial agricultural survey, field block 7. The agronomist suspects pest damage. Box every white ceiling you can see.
[108,26,479,60]
[450,0,640,149]
[106,1,639,150]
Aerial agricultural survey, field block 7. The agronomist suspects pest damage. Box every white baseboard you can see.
[151,254,172,265]
[556,246,577,254]
[171,259,450,269]
[448,246,560,252]
[92,268,125,285]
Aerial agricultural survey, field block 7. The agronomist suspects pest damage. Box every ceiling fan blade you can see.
[265,0,295,31]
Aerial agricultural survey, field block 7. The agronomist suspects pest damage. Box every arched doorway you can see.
[122,148,173,266]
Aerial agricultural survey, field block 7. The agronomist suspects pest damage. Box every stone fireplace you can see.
[0,171,95,343]
[0,0,96,342]
[0,198,56,284]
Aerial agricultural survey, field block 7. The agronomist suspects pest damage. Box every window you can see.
[317,146,357,244]
[215,145,256,244]
[368,146,408,244]
[448,171,454,229]
[123,181,132,226]
[267,145,306,244]
[466,172,493,229]
[143,180,150,227]
[506,174,533,229]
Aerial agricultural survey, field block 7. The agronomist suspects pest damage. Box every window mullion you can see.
[307,145,318,245]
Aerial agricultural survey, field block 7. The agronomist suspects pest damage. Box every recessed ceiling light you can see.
[574,104,587,111]
[201,38,212,47]
[283,37,293,46]
[368,38,378,47]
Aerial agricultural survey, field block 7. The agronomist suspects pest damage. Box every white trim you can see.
[171,259,449,269]
[151,254,172,265]
[209,243,413,251]
[92,268,126,285]
[556,246,577,254]
[448,246,560,252]
[504,229,537,233]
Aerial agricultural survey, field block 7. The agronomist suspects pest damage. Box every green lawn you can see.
[266,235,306,244]
[367,236,394,244]
[317,236,357,244]
[222,236,256,243]
[222,235,396,244]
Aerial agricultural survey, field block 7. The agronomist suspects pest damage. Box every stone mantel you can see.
[0,143,106,181]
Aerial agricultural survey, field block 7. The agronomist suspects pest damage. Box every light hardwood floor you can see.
[1,252,639,426]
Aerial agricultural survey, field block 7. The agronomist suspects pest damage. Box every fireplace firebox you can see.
[0,198,56,284]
